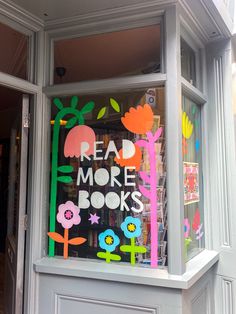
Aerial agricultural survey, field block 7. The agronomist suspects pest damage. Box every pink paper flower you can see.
[184,218,190,238]
[64,125,96,158]
[57,201,81,229]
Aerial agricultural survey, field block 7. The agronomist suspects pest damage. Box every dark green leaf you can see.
[58,165,74,173]
[97,107,107,119]
[65,117,77,129]
[71,96,78,109]
[53,98,63,110]
[81,101,95,114]
[110,98,120,112]
[57,176,73,183]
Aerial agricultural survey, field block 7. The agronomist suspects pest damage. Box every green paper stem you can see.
[120,238,147,265]
[130,237,135,265]
[49,105,87,257]
[97,251,121,263]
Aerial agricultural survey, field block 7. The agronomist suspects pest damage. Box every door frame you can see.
[0,6,43,314]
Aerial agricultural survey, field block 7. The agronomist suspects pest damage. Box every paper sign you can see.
[183,162,199,205]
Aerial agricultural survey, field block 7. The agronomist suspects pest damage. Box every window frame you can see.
[40,4,213,280]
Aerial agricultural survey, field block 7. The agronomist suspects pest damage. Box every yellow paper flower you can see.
[182,112,193,139]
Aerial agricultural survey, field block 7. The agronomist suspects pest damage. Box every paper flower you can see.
[182,112,193,139]
[121,104,154,134]
[114,144,142,171]
[184,218,190,238]
[98,229,120,252]
[64,125,96,158]
[57,201,81,229]
[121,216,142,239]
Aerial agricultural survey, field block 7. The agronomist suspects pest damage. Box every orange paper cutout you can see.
[121,104,154,134]
[47,232,64,243]
[182,137,188,156]
[114,144,142,171]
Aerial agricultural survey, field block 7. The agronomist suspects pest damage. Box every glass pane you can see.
[181,38,196,86]
[48,87,167,268]
[0,23,29,80]
[54,25,161,84]
[182,95,205,261]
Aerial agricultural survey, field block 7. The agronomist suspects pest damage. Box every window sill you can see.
[34,249,219,290]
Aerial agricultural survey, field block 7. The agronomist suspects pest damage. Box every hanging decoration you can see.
[48,201,86,259]
[97,229,121,263]
[120,216,146,265]
[48,96,94,257]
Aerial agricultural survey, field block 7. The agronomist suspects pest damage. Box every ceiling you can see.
[54,25,161,84]
[8,0,158,22]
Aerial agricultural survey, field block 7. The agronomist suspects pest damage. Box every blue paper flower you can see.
[98,229,120,252]
[121,216,142,239]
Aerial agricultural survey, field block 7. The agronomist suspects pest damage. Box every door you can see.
[5,95,29,314]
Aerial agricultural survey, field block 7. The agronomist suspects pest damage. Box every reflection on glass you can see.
[0,22,29,80]
[181,38,196,86]
[182,95,204,261]
[54,25,161,84]
[49,87,167,268]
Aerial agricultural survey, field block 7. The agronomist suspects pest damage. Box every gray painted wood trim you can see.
[34,249,219,290]
[45,0,175,33]
[165,5,185,275]
[181,77,207,104]
[222,277,234,314]
[0,71,39,94]
[0,0,43,31]
[55,295,159,314]
[214,56,231,248]
[23,30,50,314]
[43,74,167,97]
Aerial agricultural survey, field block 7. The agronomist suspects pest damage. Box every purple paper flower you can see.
[57,201,81,229]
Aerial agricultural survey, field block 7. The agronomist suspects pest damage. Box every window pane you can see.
[54,25,161,84]
[182,95,205,261]
[181,38,196,86]
[49,87,167,268]
[0,23,29,80]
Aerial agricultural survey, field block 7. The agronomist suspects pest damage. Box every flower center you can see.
[64,209,73,220]
[127,223,136,232]
[105,235,114,245]
[184,225,187,233]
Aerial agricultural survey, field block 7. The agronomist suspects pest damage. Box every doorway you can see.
[0,85,29,314]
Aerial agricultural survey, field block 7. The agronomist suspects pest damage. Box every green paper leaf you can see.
[192,105,196,115]
[57,176,73,183]
[81,101,95,114]
[71,96,78,109]
[58,165,74,173]
[97,251,121,262]
[65,117,77,129]
[120,244,146,254]
[53,98,63,110]
[110,98,120,112]
[97,107,107,119]
[110,253,121,261]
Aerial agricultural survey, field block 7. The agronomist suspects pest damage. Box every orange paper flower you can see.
[114,144,142,171]
[121,104,154,134]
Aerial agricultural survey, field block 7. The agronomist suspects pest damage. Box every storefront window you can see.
[181,38,196,86]
[53,24,161,84]
[182,95,205,260]
[0,22,29,80]
[48,87,167,268]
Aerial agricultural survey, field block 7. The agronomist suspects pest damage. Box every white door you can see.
[4,95,29,314]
